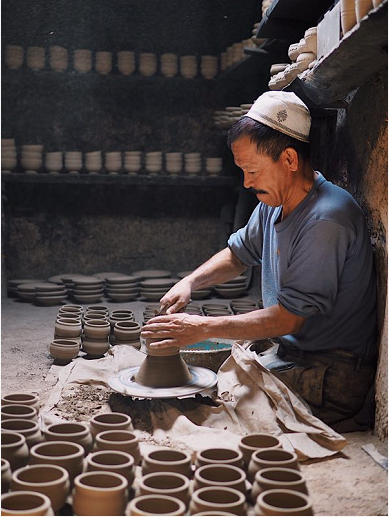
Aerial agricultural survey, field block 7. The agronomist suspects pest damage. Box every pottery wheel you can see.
[109,365,217,399]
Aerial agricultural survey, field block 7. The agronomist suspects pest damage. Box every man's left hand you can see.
[140,313,205,350]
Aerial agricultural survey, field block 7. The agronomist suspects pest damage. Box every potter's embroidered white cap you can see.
[246,91,311,142]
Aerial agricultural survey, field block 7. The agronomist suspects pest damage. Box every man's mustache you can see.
[249,187,268,195]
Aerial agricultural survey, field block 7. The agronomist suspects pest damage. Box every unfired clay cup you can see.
[193,464,247,495]
[94,430,141,464]
[1,432,29,472]
[251,467,308,502]
[85,450,135,486]
[239,433,282,467]
[137,471,190,505]
[189,486,246,515]
[254,488,313,515]
[1,393,39,412]
[248,449,299,483]
[90,412,133,439]
[142,449,192,478]
[30,441,84,485]
[1,459,12,493]
[126,494,186,516]
[44,422,93,455]
[1,404,38,422]
[195,448,243,469]
[1,419,43,448]
[1,491,53,516]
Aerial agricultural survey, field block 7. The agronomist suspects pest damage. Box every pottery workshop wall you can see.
[1,0,265,280]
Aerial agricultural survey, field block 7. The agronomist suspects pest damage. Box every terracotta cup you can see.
[44,422,93,455]
[254,488,313,516]
[29,441,84,485]
[1,459,12,493]
[1,404,38,422]
[195,448,243,469]
[1,393,40,412]
[11,464,70,512]
[94,430,141,464]
[142,448,192,478]
[189,486,246,515]
[137,471,190,505]
[85,450,135,486]
[1,431,29,471]
[248,449,299,483]
[251,467,308,502]
[90,412,133,439]
[239,433,282,467]
[1,491,53,516]
[72,471,128,516]
[193,464,247,495]
[1,419,43,448]
[126,494,186,516]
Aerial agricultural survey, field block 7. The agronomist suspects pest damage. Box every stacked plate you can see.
[105,152,122,174]
[7,278,40,297]
[161,53,178,77]
[124,151,141,174]
[106,275,140,301]
[27,46,45,71]
[165,152,182,174]
[117,51,135,75]
[64,151,82,174]
[202,303,232,316]
[58,274,80,296]
[140,278,177,301]
[184,153,202,175]
[85,151,102,174]
[72,276,104,303]
[145,152,162,174]
[139,53,157,76]
[2,139,17,172]
[49,46,68,72]
[180,55,197,79]
[5,45,23,69]
[200,55,218,79]
[35,282,67,306]
[15,282,42,301]
[21,145,43,174]
[205,157,223,175]
[214,276,248,298]
[191,288,213,300]
[95,51,112,75]
[230,299,259,314]
[73,49,92,73]
[45,152,63,174]
[133,269,171,280]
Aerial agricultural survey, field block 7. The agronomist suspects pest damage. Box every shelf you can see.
[284,1,388,107]
[1,171,239,187]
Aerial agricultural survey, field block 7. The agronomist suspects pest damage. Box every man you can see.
[141,91,378,432]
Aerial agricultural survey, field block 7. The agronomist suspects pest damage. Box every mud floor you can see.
[1,297,388,516]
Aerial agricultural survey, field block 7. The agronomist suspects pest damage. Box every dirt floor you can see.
[1,297,388,516]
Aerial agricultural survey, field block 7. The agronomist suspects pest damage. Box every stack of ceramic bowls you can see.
[109,310,135,343]
[230,299,259,314]
[165,152,182,174]
[21,145,43,173]
[16,282,42,301]
[7,278,36,297]
[45,152,63,174]
[202,303,232,316]
[26,46,45,71]
[117,51,135,75]
[205,157,223,175]
[4,45,23,69]
[64,151,82,174]
[73,49,92,73]
[124,151,142,174]
[72,276,104,304]
[58,304,84,320]
[105,275,140,301]
[82,317,110,358]
[184,153,202,175]
[161,53,178,77]
[213,110,231,129]
[59,275,79,296]
[95,51,112,74]
[49,46,68,72]
[105,152,122,174]
[133,269,172,280]
[35,282,67,306]
[139,53,157,76]
[214,276,247,298]
[180,55,197,79]
[140,278,177,302]
[85,151,102,174]
[1,139,17,172]
[200,55,218,79]
[145,152,162,174]
[113,321,141,349]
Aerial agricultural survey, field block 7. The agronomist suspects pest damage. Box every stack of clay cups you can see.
[200,55,218,79]
[82,319,110,358]
[184,153,202,175]
[104,152,122,174]
[94,429,141,465]
[73,277,104,304]
[113,321,141,349]
[73,49,92,73]
[145,152,162,174]
[180,55,197,78]
[59,276,77,296]
[85,151,102,174]
[4,45,23,69]
[21,145,43,174]
[52,314,82,364]
[105,275,140,302]
[109,310,134,344]
[1,139,17,172]
[26,46,45,71]
[124,151,142,174]
[161,53,178,77]
[165,152,182,175]
[139,53,157,76]
[205,157,222,175]
[117,51,135,75]
[49,46,68,72]
[45,152,63,174]
[89,412,134,441]
[64,151,83,174]
[95,51,112,74]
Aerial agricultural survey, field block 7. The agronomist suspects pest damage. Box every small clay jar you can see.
[1,491,54,516]
[83,313,109,323]
[72,471,128,516]
[248,449,299,483]
[195,448,244,469]
[54,317,82,338]
[251,467,308,502]
[126,494,186,516]
[137,471,190,505]
[142,449,192,478]
[11,464,70,512]
[29,441,84,485]
[254,488,313,516]
[58,305,83,316]
[1,459,12,493]
[86,305,109,315]
[193,464,247,495]
[49,339,80,364]
[94,430,141,464]
[109,312,134,329]
[1,393,40,412]
[1,404,38,422]
[189,486,246,515]
[44,422,93,455]
[90,412,133,439]
[82,337,110,358]
[84,319,110,339]
[1,419,43,448]
[114,321,141,341]
[85,450,135,486]
[56,314,82,322]
[239,433,282,468]
[1,431,29,471]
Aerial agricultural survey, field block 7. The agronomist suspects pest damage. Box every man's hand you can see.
[159,279,192,314]
[141,313,205,350]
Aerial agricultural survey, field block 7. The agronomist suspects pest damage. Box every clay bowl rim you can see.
[110,310,134,316]
[1,430,27,448]
[12,464,69,487]
[1,393,39,406]
[51,339,80,348]
[86,449,135,469]
[254,467,306,487]
[1,418,40,434]
[114,321,141,330]
[91,412,132,427]
[1,404,37,419]
[74,470,128,491]
[240,433,282,452]
[139,470,190,493]
[0,490,52,514]
[95,429,138,445]
[55,318,82,326]
[128,494,186,515]
[30,440,85,460]
[144,448,191,467]
[194,463,246,487]
[191,485,246,506]
[1,458,11,471]
[45,422,90,439]
[85,305,109,312]
[252,448,298,465]
[84,319,110,328]
[196,447,243,465]
[257,488,312,514]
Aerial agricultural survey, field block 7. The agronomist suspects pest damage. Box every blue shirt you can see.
[228,172,377,356]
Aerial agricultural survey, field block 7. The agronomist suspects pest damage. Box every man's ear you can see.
[283,147,299,172]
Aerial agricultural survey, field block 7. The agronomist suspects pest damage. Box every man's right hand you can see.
[159,278,192,314]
